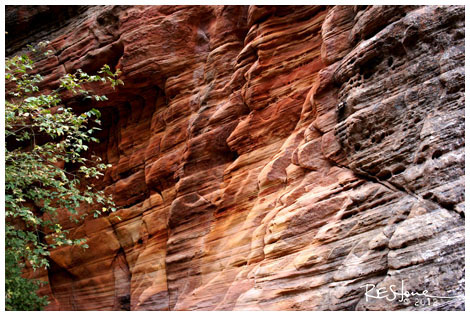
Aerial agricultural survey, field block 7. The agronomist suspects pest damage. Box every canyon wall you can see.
[6,5,465,310]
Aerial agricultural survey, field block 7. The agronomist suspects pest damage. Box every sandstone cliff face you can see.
[7,5,464,311]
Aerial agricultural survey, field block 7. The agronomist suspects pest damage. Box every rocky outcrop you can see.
[7,5,464,311]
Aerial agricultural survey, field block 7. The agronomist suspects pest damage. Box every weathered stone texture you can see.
[7,5,464,311]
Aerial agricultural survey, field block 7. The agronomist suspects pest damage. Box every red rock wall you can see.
[7,5,465,310]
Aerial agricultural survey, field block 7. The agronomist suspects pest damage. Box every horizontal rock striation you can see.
[7,5,464,311]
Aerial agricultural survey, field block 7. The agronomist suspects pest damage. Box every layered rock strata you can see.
[6,5,465,311]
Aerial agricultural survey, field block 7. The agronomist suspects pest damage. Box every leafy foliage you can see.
[5,42,123,310]
[5,250,48,311]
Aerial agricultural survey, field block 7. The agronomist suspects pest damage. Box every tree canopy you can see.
[4,42,123,310]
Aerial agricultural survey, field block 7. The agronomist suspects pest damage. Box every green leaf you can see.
[5,42,120,311]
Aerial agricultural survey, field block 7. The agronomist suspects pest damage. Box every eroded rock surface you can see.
[7,5,464,311]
